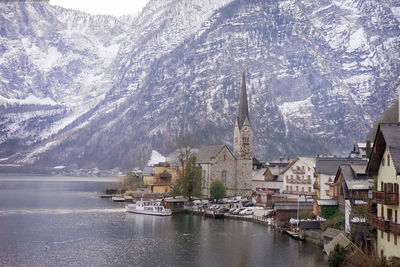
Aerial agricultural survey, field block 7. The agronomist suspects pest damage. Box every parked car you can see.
[232,208,244,215]
[239,208,254,215]
[243,201,254,207]
[263,210,274,218]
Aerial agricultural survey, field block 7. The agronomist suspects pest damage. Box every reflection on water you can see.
[0,176,327,266]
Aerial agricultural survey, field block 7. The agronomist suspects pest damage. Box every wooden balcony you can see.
[372,191,399,205]
[389,221,400,235]
[369,216,390,232]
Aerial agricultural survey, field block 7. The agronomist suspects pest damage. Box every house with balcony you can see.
[315,156,367,200]
[143,160,181,194]
[326,163,372,233]
[366,123,400,260]
[281,157,316,196]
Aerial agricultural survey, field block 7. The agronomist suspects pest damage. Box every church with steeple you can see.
[196,72,253,197]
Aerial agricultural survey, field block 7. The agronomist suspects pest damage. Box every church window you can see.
[222,171,227,187]
[224,154,226,161]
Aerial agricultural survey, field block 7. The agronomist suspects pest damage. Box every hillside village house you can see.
[282,157,316,196]
[367,123,400,260]
[142,160,180,194]
[315,157,367,200]
[197,72,253,197]
[326,163,372,233]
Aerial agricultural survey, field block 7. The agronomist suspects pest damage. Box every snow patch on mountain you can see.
[0,95,57,106]
[147,150,166,166]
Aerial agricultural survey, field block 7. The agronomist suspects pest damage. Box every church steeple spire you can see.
[237,71,250,130]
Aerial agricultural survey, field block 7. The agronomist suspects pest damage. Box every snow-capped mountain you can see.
[0,0,399,172]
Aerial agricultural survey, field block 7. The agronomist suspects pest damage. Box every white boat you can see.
[126,199,172,216]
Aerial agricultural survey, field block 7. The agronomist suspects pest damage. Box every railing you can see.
[369,216,390,232]
[389,221,400,235]
[282,190,316,196]
[372,191,399,205]
[292,169,305,174]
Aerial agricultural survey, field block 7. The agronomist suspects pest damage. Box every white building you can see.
[281,157,316,196]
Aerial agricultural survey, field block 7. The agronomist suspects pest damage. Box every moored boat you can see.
[126,199,172,216]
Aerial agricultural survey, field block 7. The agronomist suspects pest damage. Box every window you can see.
[308,167,310,171]
[388,154,391,166]
[308,187,311,192]
[381,230,384,239]
[396,210,398,224]
[296,186,299,192]
[388,232,390,242]
[381,205,385,219]
[286,186,289,191]
[382,157,385,166]
[395,234,398,245]
[222,171,227,187]
[301,187,304,192]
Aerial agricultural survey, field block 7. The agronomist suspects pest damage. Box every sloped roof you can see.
[273,201,313,211]
[323,228,346,239]
[367,123,400,175]
[280,157,316,175]
[316,157,367,175]
[196,145,234,164]
[252,168,267,181]
[268,166,281,176]
[324,233,352,256]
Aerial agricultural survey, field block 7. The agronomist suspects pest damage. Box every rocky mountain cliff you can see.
[1,0,400,172]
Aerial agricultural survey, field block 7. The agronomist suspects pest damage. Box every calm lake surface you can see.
[0,176,327,266]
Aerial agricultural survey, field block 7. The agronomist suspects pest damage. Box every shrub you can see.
[210,179,226,202]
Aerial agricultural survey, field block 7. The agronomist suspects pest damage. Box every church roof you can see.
[237,71,250,130]
[196,145,234,164]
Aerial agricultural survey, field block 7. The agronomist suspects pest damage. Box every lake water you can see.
[0,176,327,266]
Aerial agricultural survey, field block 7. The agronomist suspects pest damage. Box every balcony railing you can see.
[286,179,312,184]
[369,216,390,232]
[372,191,399,205]
[292,169,305,174]
[282,190,316,196]
[389,221,400,235]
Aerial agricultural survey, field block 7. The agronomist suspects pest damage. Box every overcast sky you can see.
[49,0,150,16]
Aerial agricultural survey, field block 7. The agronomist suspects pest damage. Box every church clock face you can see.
[243,126,249,132]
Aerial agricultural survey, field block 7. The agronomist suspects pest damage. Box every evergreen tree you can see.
[328,244,347,267]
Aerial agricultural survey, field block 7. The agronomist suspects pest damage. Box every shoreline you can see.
[186,208,324,248]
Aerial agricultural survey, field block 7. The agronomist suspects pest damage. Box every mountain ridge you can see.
[0,0,399,172]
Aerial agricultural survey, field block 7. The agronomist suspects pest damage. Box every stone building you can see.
[197,72,253,197]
